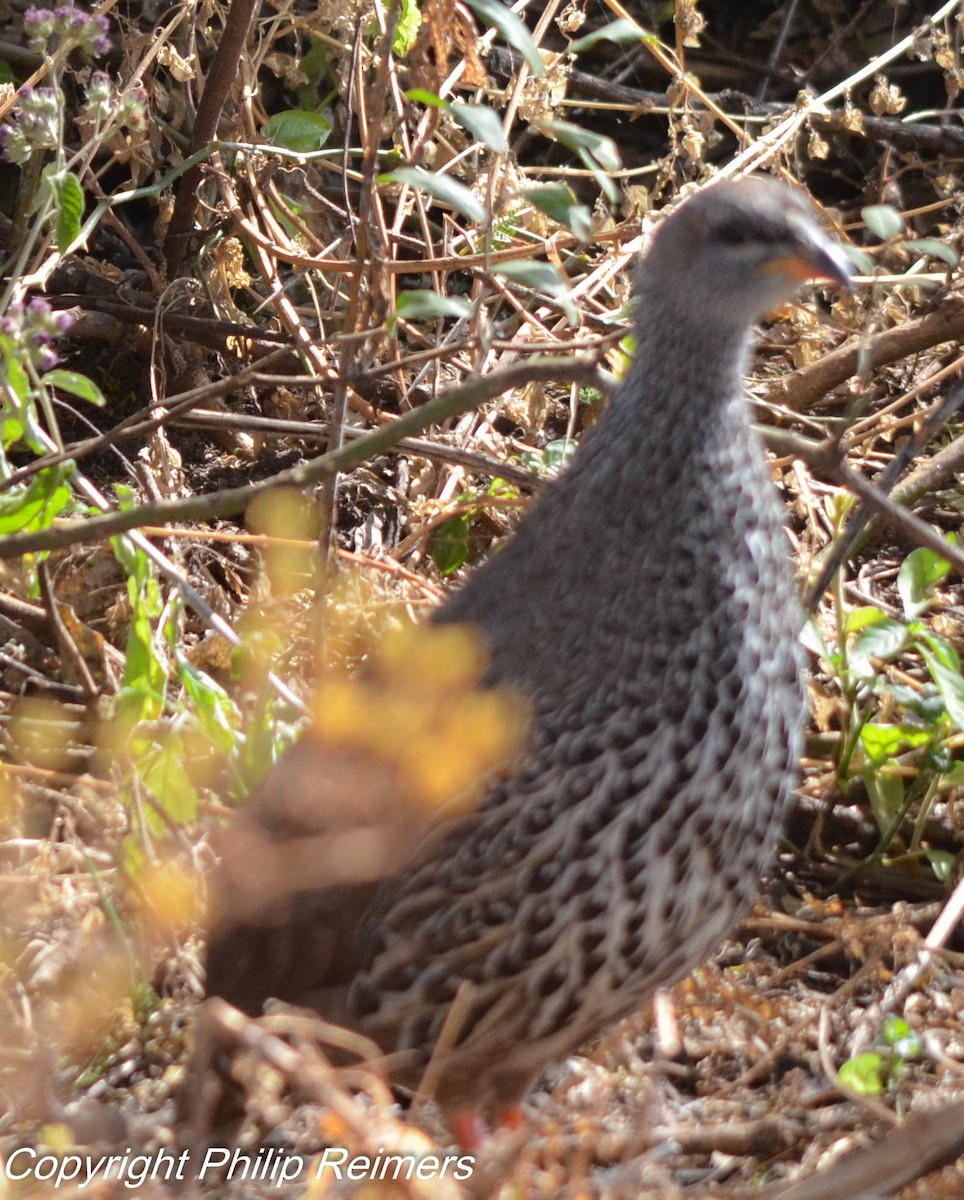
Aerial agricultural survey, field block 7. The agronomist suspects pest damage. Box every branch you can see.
[163,0,259,272]
[767,296,964,411]
[0,359,601,560]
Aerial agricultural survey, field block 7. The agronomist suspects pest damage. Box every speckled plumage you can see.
[204,177,851,1114]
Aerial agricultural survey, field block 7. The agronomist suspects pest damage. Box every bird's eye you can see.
[716,222,751,246]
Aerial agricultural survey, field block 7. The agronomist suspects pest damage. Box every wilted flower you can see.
[0,86,61,164]
[84,72,147,131]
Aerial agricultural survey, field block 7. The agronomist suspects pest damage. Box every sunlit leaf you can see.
[849,617,908,678]
[463,0,544,76]
[524,183,592,239]
[568,18,648,53]
[919,642,964,730]
[394,0,421,55]
[881,1016,921,1060]
[496,260,568,293]
[451,102,507,151]
[860,722,931,765]
[396,291,473,321]
[862,203,904,240]
[897,545,950,617]
[843,605,887,633]
[926,849,955,882]
[539,119,621,171]
[141,735,198,825]
[0,464,74,534]
[50,171,84,253]
[903,238,958,266]
[839,1052,885,1096]
[384,166,487,223]
[405,88,446,107]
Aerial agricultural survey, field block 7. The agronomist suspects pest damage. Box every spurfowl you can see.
[202,178,852,1121]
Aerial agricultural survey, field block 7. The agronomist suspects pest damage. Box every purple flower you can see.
[24,5,112,57]
[36,346,58,372]
[0,295,74,372]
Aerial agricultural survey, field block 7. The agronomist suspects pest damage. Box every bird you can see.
[199,176,853,1129]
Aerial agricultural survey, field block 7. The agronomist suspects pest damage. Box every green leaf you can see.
[537,119,621,202]
[568,17,648,53]
[918,643,964,730]
[926,849,955,883]
[520,437,576,474]
[384,166,487,224]
[849,617,909,678]
[539,119,621,172]
[0,331,33,451]
[521,439,573,475]
[800,616,828,658]
[862,204,905,240]
[840,243,875,275]
[843,605,888,634]
[394,0,421,56]
[111,522,155,595]
[178,657,241,754]
[860,723,931,765]
[917,630,961,672]
[433,514,471,574]
[496,260,568,293]
[140,733,198,825]
[897,546,950,618]
[523,183,592,239]
[487,477,518,500]
[50,171,84,253]
[41,369,107,407]
[450,102,508,151]
[541,438,576,471]
[889,681,944,723]
[263,109,332,154]
[405,88,446,108]
[839,1052,885,1095]
[863,768,904,837]
[296,38,331,99]
[496,260,576,322]
[903,238,959,267]
[0,413,25,451]
[267,191,305,240]
[117,610,167,725]
[881,1016,921,1060]
[395,291,473,321]
[0,334,29,404]
[463,0,544,76]
[0,464,74,534]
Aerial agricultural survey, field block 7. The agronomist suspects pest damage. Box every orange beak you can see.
[761,244,854,290]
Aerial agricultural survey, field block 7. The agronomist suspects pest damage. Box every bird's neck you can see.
[604,312,758,476]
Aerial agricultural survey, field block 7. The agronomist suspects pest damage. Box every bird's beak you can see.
[762,237,855,291]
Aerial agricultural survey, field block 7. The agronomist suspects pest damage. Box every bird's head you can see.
[640,177,854,329]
